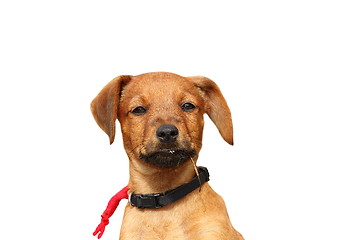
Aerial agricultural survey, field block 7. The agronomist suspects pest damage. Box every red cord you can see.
[93,185,129,239]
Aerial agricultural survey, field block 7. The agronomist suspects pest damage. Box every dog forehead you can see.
[123,72,196,99]
[134,72,190,88]
[134,72,184,81]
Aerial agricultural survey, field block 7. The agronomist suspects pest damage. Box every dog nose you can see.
[156,124,179,143]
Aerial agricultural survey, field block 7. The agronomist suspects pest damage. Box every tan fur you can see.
[91,72,244,240]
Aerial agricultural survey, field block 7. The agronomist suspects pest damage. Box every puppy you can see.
[91,72,244,239]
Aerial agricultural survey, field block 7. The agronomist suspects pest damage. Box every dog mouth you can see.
[140,149,196,168]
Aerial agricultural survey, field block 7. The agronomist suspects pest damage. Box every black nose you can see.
[156,124,179,143]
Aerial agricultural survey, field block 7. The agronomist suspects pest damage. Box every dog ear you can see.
[90,75,132,144]
[188,76,234,145]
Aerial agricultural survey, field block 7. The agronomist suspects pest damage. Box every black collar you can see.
[129,167,210,209]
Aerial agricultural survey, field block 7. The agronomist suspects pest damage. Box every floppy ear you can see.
[188,76,234,145]
[90,75,132,144]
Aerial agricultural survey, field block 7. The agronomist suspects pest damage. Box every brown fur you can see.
[91,72,244,239]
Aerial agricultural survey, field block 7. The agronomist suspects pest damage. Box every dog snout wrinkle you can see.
[156,124,179,143]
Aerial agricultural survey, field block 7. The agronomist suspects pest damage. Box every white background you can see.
[1,1,359,240]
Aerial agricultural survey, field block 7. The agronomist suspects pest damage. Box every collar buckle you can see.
[130,193,162,209]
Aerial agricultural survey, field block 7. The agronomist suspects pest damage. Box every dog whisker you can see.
[127,143,144,156]
[190,156,202,192]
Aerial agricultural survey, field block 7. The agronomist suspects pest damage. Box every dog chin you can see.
[140,149,196,168]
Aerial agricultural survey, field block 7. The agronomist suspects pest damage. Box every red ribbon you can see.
[93,185,129,239]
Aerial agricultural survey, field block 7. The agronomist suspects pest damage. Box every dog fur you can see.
[91,72,244,240]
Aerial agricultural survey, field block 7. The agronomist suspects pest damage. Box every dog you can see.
[91,72,244,239]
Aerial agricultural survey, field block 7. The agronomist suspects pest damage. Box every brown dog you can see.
[91,72,244,239]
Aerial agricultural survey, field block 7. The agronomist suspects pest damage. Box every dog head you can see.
[91,72,233,169]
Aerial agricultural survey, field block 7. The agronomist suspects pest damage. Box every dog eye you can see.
[181,102,196,112]
[131,106,147,115]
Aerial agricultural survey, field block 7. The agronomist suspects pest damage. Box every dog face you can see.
[91,72,233,169]
[118,73,205,168]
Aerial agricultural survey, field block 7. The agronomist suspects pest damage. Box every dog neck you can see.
[128,159,197,194]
